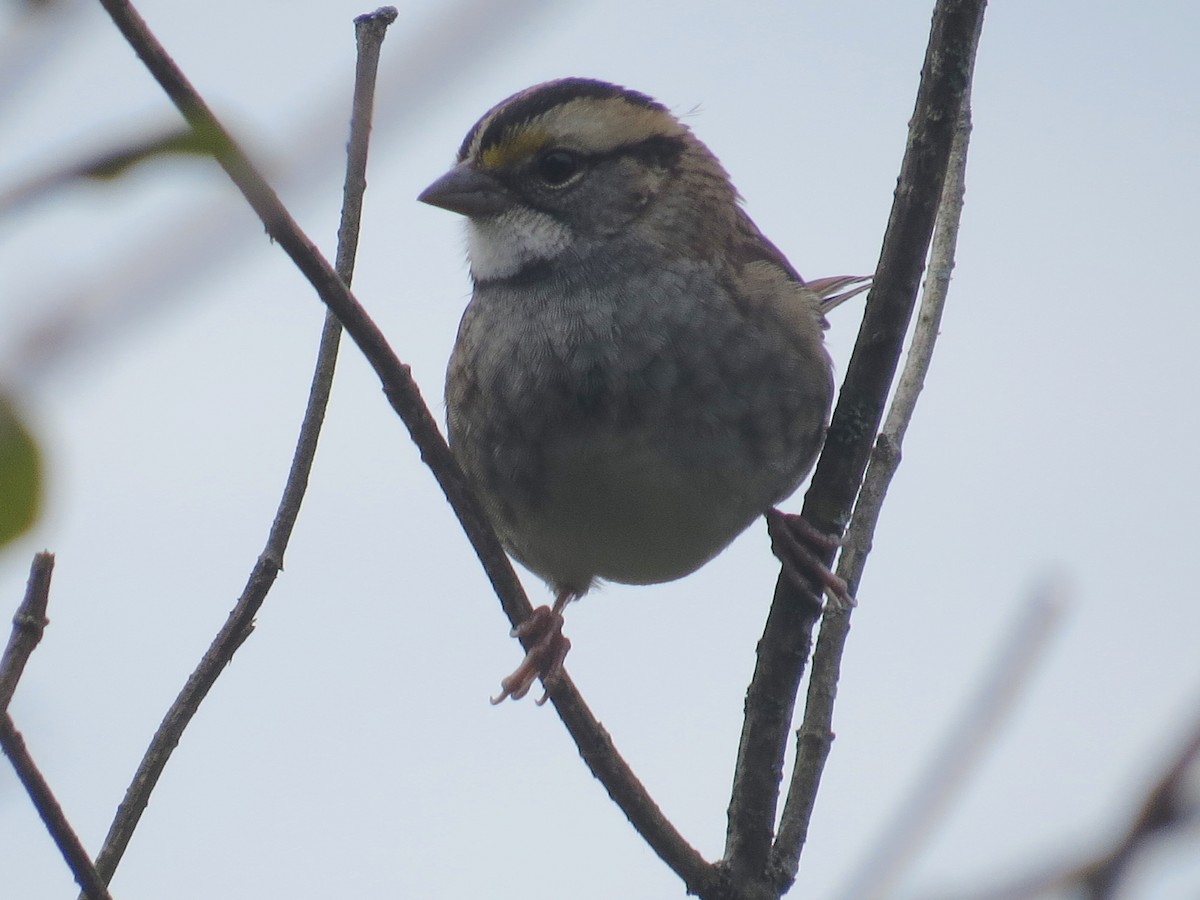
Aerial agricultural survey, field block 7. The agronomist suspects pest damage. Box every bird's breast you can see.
[446,266,830,591]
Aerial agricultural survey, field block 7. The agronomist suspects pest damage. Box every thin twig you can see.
[0,554,110,899]
[1,714,113,900]
[547,673,725,897]
[840,584,1065,900]
[0,551,54,710]
[767,39,984,893]
[723,1,989,893]
[95,2,721,895]
[88,7,396,889]
[95,0,528,649]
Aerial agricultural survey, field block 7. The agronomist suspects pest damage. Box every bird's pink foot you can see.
[490,604,572,705]
[766,508,856,609]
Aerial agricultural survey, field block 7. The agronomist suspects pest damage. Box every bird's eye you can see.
[536,150,580,187]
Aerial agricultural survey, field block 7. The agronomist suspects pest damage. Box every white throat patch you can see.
[466,207,572,281]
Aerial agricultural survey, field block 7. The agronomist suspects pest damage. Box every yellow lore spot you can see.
[480,127,550,171]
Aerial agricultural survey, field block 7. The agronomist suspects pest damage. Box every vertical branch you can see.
[723,0,989,892]
[769,50,983,892]
[0,551,54,710]
[88,8,398,889]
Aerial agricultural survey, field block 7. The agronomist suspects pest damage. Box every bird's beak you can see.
[417,163,514,218]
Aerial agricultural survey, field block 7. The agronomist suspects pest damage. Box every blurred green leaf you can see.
[81,123,226,181]
[0,396,42,547]
[0,123,229,216]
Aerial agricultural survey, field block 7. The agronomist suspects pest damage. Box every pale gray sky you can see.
[2,1,1198,898]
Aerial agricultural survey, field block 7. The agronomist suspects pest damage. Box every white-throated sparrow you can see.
[419,78,867,703]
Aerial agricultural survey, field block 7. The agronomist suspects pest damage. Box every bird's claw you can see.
[490,605,572,705]
[766,508,856,610]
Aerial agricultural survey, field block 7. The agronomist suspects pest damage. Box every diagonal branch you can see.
[88,7,396,888]
[94,1,721,895]
[96,0,529,640]
[1075,708,1200,897]
[0,553,111,900]
[1,714,112,900]
[944,695,1200,900]
[722,0,989,892]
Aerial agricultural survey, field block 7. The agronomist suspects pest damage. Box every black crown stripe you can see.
[458,78,667,162]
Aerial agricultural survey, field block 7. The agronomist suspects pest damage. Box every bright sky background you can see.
[2,1,1199,898]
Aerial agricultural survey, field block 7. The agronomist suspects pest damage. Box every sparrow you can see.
[418,78,866,703]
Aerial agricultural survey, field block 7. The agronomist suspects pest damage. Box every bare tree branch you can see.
[723,1,989,894]
[88,7,396,889]
[93,2,723,895]
[768,44,984,893]
[1,714,112,900]
[0,553,111,900]
[0,551,53,710]
[547,675,724,896]
[95,0,528,649]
